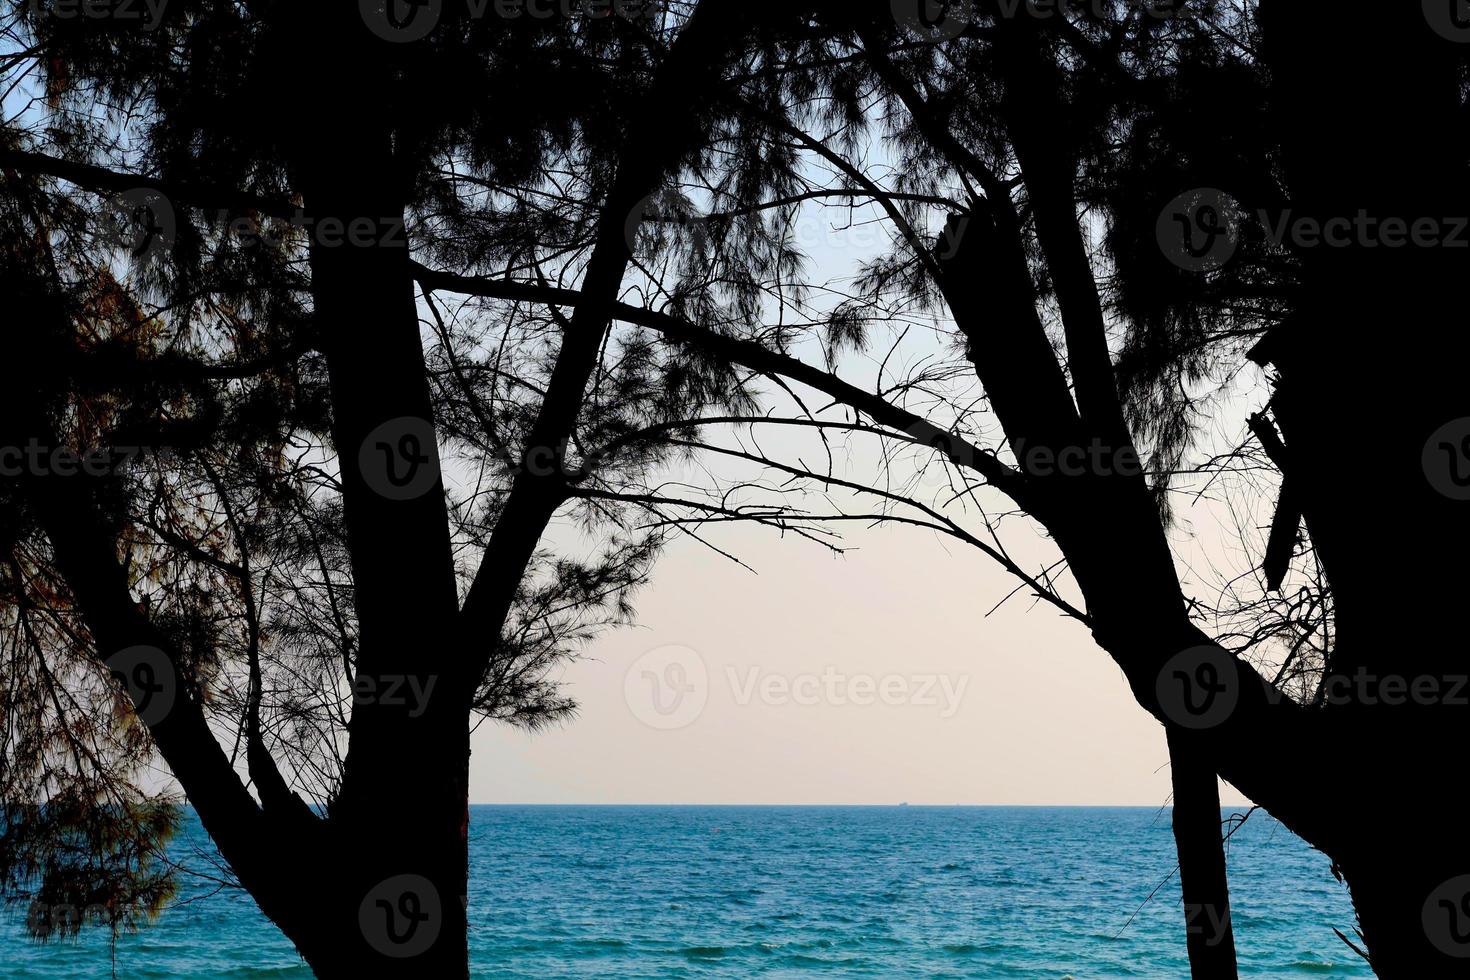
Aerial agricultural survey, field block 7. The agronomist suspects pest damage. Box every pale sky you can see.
[471,489,1256,807]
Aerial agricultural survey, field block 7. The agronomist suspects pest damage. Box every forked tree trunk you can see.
[972,20,1244,974]
[267,7,472,974]
[252,3,756,973]
[286,164,473,980]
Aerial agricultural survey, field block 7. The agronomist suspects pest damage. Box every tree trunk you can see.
[258,7,473,973]
[1340,853,1470,977]
[280,187,472,977]
[1167,730,1237,979]
[1250,4,1470,975]
[284,154,471,980]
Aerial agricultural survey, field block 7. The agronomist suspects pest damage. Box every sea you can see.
[0,805,1370,978]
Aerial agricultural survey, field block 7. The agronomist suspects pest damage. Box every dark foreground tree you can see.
[704,3,1467,973]
[395,2,1470,975]
[0,1,823,974]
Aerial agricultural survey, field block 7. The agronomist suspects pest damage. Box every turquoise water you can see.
[1,806,1368,978]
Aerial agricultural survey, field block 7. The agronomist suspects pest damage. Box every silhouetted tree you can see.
[395,2,1470,975]
[0,1,828,973]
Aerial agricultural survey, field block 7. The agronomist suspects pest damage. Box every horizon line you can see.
[462,801,1256,809]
